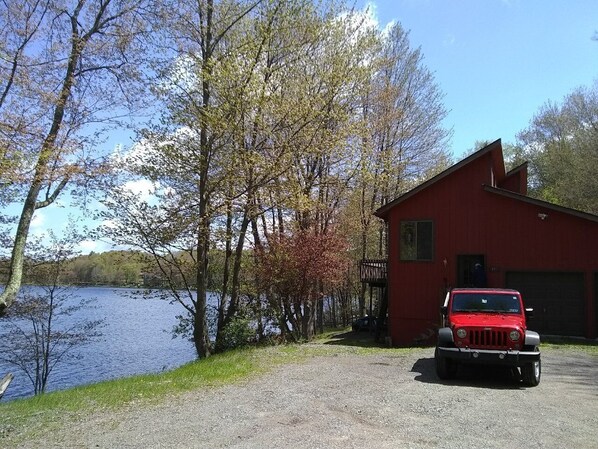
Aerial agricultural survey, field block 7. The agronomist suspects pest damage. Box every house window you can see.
[400,220,433,261]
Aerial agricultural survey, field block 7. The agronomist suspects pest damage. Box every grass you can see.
[0,345,302,444]
[541,335,598,354]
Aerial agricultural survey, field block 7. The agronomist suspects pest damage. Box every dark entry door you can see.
[505,271,585,336]
[456,255,485,287]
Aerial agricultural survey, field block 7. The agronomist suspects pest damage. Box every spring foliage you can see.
[255,229,350,341]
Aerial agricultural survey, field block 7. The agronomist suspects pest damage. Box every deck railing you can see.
[359,259,387,285]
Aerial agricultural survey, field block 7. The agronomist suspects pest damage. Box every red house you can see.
[374,139,598,346]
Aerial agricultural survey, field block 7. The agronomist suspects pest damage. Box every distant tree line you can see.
[62,251,148,287]
[0,250,141,287]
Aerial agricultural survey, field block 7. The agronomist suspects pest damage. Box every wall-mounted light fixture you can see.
[537,213,548,220]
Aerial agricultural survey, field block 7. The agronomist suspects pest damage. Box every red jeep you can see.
[435,288,541,386]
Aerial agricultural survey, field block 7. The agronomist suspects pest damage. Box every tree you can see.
[351,21,451,316]
[262,6,379,334]
[0,229,103,395]
[0,0,151,313]
[516,81,598,214]
[255,229,349,341]
[104,0,288,357]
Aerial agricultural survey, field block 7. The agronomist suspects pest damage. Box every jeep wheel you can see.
[521,348,541,387]
[435,347,457,380]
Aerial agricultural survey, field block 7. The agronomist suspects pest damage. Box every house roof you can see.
[374,138,598,224]
[374,139,503,219]
[483,185,598,223]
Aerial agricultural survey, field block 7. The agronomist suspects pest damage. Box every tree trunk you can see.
[193,76,213,357]
[302,299,316,341]
[375,286,388,342]
[215,201,234,349]
[0,189,37,312]
[317,280,324,334]
[224,211,250,325]
[216,209,250,352]
[190,0,215,359]
[194,215,212,358]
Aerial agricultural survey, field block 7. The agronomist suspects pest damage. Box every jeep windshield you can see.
[451,293,521,314]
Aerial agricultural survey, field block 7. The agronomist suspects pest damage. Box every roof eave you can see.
[483,185,598,223]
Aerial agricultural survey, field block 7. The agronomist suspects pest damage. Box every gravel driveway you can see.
[15,339,598,449]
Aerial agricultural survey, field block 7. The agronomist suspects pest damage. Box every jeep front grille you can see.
[469,329,508,348]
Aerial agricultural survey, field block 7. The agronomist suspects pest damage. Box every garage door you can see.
[505,272,585,336]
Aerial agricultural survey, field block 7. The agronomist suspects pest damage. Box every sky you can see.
[16,0,598,254]
[362,0,598,154]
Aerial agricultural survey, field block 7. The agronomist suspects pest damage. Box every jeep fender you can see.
[437,327,454,346]
[524,330,541,347]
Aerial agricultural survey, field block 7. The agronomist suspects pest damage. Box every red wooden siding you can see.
[378,140,598,345]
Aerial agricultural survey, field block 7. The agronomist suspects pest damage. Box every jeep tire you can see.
[521,347,541,387]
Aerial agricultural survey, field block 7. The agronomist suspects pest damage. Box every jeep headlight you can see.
[456,328,467,339]
[509,330,520,341]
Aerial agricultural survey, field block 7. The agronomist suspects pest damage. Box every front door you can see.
[456,254,485,287]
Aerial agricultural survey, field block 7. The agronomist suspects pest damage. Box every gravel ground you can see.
[12,340,598,449]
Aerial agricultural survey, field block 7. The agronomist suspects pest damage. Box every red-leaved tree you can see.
[255,229,350,341]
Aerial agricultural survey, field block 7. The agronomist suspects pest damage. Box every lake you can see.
[0,287,200,401]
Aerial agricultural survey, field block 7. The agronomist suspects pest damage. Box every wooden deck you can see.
[359,259,387,286]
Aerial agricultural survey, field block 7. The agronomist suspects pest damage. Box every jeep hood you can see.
[450,313,526,329]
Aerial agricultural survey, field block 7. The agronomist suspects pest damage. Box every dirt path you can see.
[13,344,598,449]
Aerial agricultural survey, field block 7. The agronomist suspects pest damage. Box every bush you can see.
[218,315,255,351]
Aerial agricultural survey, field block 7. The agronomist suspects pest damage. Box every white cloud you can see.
[357,2,380,30]
[31,211,45,229]
[122,179,156,201]
[337,2,379,33]
[78,240,99,252]
[76,238,118,255]
[114,139,152,164]
[101,218,118,230]
[381,19,396,39]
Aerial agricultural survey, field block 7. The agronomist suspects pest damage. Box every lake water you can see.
[0,287,199,401]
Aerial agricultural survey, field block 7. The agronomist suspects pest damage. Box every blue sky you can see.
[362,0,598,155]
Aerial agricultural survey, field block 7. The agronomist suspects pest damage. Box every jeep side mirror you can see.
[525,308,534,320]
[440,306,448,317]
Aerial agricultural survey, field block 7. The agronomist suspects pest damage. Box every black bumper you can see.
[437,346,540,366]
